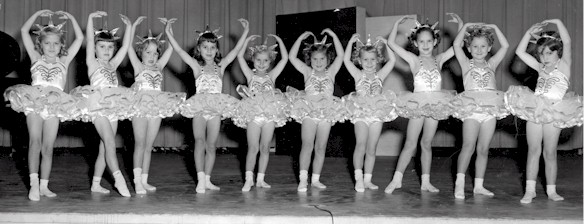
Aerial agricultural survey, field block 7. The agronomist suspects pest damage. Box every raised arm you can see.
[110,14,132,68]
[55,11,84,66]
[453,22,477,73]
[322,28,344,76]
[377,36,396,81]
[86,11,103,64]
[163,18,199,74]
[484,24,509,69]
[388,16,418,67]
[237,35,260,82]
[543,19,571,65]
[220,18,250,74]
[515,23,543,70]
[288,31,314,78]
[128,16,146,72]
[268,34,289,81]
[437,13,464,68]
[22,10,52,61]
[156,20,173,68]
[343,33,361,80]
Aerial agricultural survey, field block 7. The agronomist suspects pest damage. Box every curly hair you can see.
[351,45,385,65]
[535,31,563,59]
[302,44,334,68]
[408,26,441,46]
[34,27,68,57]
[135,39,163,61]
[248,44,278,62]
[464,27,494,48]
[193,32,222,66]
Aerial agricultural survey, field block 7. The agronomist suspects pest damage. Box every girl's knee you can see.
[542,150,557,161]
[259,144,270,154]
[301,142,314,150]
[314,145,326,156]
[40,145,54,156]
[475,147,489,158]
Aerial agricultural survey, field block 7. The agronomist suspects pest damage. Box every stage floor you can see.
[0,148,581,224]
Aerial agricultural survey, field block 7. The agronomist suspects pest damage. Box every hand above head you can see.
[120,14,131,26]
[54,10,71,20]
[246,35,260,42]
[300,31,315,40]
[398,15,415,24]
[446,13,462,24]
[159,17,177,25]
[528,23,545,36]
[90,11,107,19]
[38,9,53,17]
[321,28,334,36]
[376,36,387,45]
[238,18,249,30]
[133,16,146,26]
[267,34,281,41]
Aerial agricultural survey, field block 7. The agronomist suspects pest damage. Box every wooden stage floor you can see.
[0,148,581,224]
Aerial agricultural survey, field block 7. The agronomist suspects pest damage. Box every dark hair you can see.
[34,27,68,57]
[94,30,119,51]
[135,39,162,61]
[464,27,494,48]
[408,25,441,46]
[193,32,222,66]
[535,31,563,59]
[302,44,334,68]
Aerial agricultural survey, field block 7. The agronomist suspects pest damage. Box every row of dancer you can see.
[4,10,581,205]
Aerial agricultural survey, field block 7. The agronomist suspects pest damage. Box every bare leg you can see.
[542,123,563,201]
[298,119,317,192]
[39,117,59,197]
[419,118,439,192]
[204,117,221,190]
[473,118,496,196]
[363,122,383,190]
[385,118,424,194]
[256,122,275,188]
[521,121,542,204]
[455,119,480,199]
[310,121,332,189]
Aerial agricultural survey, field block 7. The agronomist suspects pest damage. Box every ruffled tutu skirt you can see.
[231,86,289,128]
[70,85,136,122]
[132,88,186,119]
[395,90,456,120]
[504,85,583,128]
[4,84,80,121]
[286,87,347,124]
[452,90,509,120]
[180,93,238,119]
[342,90,398,123]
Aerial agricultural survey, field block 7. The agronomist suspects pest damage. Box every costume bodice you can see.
[535,61,569,100]
[305,69,334,96]
[463,60,496,91]
[89,59,118,88]
[248,72,275,94]
[196,65,222,94]
[30,56,67,91]
[134,65,163,91]
[413,58,441,92]
[356,72,383,96]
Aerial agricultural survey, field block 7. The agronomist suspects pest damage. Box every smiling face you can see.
[359,50,378,72]
[40,33,63,58]
[467,36,492,61]
[310,51,328,72]
[198,41,218,63]
[140,42,159,66]
[95,41,115,61]
[253,51,272,73]
[414,30,437,56]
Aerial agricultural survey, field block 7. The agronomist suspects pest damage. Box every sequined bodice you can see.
[196,66,222,94]
[89,60,118,88]
[356,72,383,96]
[30,56,66,91]
[248,74,274,94]
[535,62,569,100]
[463,60,496,91]
[413,58,441,92]
[135,66,162,91]
[305,70,333,96]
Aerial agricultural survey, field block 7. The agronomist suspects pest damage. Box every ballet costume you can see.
[395,58,455,120]
[504,61,582,128]
[180,65,238,120]
[286,69,347,124]
[70,59,135,122]
[343,72,397,125]
[452,59,509,122]
[4,56,79,121]
[232,70,289,128]
[132,64,186,118]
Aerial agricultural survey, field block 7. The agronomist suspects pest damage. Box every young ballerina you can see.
[287,29,346,192]
[343,34,397,192]
[166,19,248,193]
[451,23,510,199]
[506,19,582,204]
[384,13,462,194]
[128,17,186,195]
[3,9,83,201]
[233,34,289,191]
[69,11,133,197]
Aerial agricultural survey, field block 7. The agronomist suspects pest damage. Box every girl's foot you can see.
[364,181,379,190]
[473,187,494,196]
[196,180,206,194]
[384,180,401,194]
[454,184,465,199]
[143,183,157,191]
[205,181,220,190]
[548,193,564,201]
[29,183,40,201]
[115,180,131,197]
[242,178,254,192]
[520,191,536,204]
[39,187,57,197]
[297,180,308,192]
[421,182,440,193]
[133,179,146,195]
[91,184,111,194]
[256,181,271,188]
[311,181,326,189]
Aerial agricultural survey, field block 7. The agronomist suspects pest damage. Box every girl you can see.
[234,35,289,192]
[384,13,462,194]
[451,23,509,199]
[287,29,345,192]
[4,9,83,201]
[343,34,397,192]
[128,17,185,195]
[506,19,582,204]
[69,11,133,197]
[166,19,248,193]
